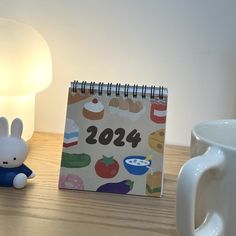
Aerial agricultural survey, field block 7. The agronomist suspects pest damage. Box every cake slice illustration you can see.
[83,98,105,120]
[63,118,79,148]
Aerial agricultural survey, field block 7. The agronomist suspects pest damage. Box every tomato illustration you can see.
[95,155,119,178]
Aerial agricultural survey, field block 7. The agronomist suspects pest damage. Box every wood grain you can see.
[0,132,190,236]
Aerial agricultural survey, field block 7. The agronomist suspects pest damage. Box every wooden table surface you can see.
[0,132,190,236]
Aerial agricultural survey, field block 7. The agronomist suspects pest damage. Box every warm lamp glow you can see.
[0,95,35,139]
[0,18,52,140]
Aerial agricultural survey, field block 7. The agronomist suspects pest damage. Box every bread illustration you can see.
[109,97,143,112]
[125,98,133,107]
[109,97,119,108]
[119,98,129,111]
[146,171,162,197]
[129,102,142,113]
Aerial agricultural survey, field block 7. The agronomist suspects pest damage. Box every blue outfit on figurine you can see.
[0,164,32,187]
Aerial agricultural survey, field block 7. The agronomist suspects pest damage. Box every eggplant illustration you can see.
[96,180,134,194]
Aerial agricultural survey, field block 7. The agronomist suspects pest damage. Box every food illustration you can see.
[63,118,79,148]
[59,174,84,190]
[108,97,144,121]
[146,171,162,197]
[61,153,91,168]
[95,155,119,178]
[96,180,134,194]
[68,88,90,104]
[59,83,168,198]
[148,129,165,153]
[108,97,119,110]
[130,100,143,113]
[83,98,105,120]
[150,98,167,124]
[123,155,152,175]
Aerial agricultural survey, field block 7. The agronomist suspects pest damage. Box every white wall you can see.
[0,0,236,146]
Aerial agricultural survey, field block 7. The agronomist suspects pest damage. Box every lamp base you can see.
[0,94,35,140]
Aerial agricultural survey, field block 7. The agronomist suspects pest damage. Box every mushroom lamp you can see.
[0,18,52,140]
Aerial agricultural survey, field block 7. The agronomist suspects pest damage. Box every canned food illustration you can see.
[150,99,167,124]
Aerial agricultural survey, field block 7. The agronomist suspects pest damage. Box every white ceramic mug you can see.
[176,120,236,236]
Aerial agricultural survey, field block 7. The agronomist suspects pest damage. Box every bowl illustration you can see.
[123,156,152,175]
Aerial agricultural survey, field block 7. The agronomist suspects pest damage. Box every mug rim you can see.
[192,119,236,152]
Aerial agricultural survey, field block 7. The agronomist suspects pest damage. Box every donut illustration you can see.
[59,174,84,190]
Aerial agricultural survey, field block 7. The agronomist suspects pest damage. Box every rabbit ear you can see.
[11,118,23,139]
[0,117,9,137]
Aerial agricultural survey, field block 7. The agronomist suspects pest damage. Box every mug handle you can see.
[176,146,225,236]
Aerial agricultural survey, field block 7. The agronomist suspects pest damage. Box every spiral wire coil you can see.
[72,80,165,99]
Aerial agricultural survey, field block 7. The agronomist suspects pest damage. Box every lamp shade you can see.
[0,18,52,140]
[0,18,52,96]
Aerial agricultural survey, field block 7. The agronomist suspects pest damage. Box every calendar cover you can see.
[59,82,168,197]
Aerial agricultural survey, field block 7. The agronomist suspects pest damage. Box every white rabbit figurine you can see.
[0,117,35,189]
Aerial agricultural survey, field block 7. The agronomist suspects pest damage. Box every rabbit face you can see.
[0,137,28,168]
[0,117,29,168]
